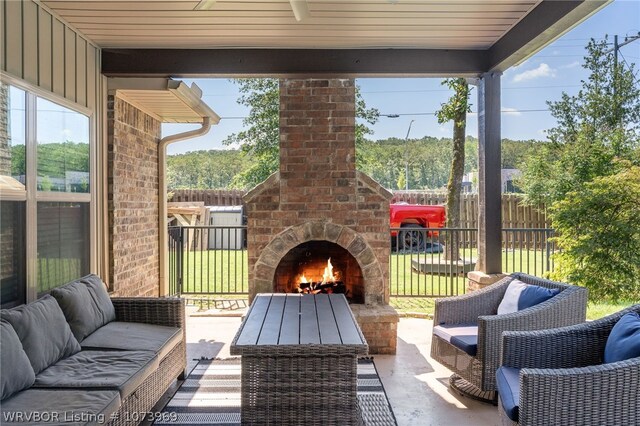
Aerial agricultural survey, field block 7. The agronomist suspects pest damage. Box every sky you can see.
[164,0,640,155]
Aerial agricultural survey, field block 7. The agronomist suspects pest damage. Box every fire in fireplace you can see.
[274,241,364,303]
[297,258,347,296]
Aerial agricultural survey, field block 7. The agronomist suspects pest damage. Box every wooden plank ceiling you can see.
[41,0,541,49]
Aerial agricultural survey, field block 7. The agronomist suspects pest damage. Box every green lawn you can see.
[172,249,249,294]
[390,297,634,320]
[174,249,633,320]
[389,248,552,297]
[175,248,553,297]
[585,301,636,320]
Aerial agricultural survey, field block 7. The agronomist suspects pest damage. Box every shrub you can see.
[550,164,640,301]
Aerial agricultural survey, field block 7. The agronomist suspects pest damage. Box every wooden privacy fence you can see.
[392,191,551,250]
[170,189,245,206]
[169,189,550,248]
[391,191,550,228]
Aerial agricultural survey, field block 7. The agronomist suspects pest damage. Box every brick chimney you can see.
[243,78,399,354]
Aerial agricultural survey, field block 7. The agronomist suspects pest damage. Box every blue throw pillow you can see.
[498,279,561,315]
[604,312,640,363]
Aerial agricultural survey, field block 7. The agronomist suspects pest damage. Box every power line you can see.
[379,109,549,117]
[533,55,585,58]
[544,44,600,48]
[361,85,581,94]
[619,51,637,75]
[548,37,611,42]
[218,108,551,120]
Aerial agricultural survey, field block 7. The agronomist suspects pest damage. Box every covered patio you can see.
[0,0,610,296]
[4,1,635,426]
[186,310,499,425]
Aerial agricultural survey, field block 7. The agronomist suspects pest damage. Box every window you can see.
[37,98,90,193]
[0,85,26,192]
[0,80,93,307]
[0,201,26,308]
[37,202,90,294]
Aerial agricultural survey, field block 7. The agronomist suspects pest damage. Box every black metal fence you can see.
[389,227,556,297]
[168,225,556,298]
[168,226,248,297]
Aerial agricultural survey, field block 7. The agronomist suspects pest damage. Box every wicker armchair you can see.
[430,273,588,401]
[498,304,640,426]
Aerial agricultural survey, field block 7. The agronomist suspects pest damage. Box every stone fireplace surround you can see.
[244,78,399,354]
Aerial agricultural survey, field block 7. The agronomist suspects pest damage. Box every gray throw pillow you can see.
[51,275,115,342]
[0,296,81,375]
[0,320,36,400]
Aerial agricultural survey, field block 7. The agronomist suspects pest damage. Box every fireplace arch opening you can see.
[274,241,364,304]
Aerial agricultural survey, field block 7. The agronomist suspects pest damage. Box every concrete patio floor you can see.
[184,307,498,426]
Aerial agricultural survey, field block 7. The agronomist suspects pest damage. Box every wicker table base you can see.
[231,294,369,425]
[241,352,363,425]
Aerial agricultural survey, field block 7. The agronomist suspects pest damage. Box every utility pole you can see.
[605,32,640,75]
[606,32,640,72]
[605,33,640,129]
[614,34,618,73]
[404,119,414,190]
[606,32,640,57]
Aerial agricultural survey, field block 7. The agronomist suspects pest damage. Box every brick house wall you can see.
[107,95,160,297]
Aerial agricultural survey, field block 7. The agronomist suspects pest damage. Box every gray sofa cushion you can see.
[34,350,158,399]
[0,295,81,374]
[80,275,116,320]
[0,388,120,425]
[0,321,36,400]
[81,321,181,360]
[50,274,116,343]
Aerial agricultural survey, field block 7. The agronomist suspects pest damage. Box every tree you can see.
[396,170,406,191]
[166,136,536,192]
[519,38,640,206]
[224,79,379,189]
[166,150,247,189]
[549,164,640,301]
[518,37,640,301]
[436,78,471,260]
[224,79,280,189]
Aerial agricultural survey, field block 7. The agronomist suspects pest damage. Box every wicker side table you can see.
[231,293,368,425]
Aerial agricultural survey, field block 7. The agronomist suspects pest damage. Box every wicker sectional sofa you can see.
[0,274,186,425]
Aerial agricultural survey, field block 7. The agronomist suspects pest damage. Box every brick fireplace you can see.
[244,78,399,354]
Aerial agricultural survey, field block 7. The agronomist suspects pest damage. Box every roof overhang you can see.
[108,78,220,123]
[487,0,608,72]
[98,0,610,78]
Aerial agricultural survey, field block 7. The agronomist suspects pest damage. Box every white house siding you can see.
[1,0,100,112]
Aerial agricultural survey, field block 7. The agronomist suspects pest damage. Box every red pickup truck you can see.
[390,203,446,252]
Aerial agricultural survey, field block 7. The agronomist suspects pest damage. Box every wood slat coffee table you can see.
[230,293,368,425]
